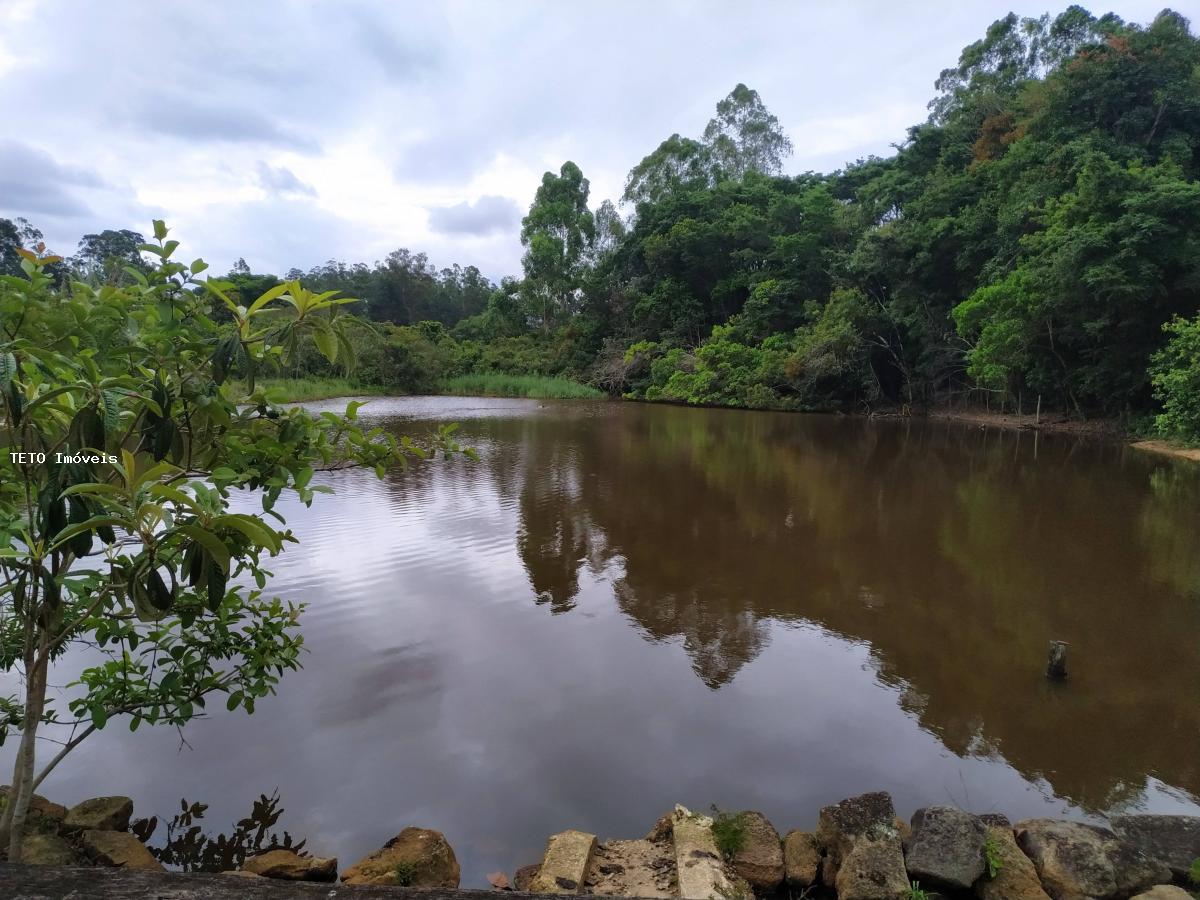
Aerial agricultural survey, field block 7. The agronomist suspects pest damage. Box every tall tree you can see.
[520,161,595,332]
[72,229,149,284]
[702,83,794,179]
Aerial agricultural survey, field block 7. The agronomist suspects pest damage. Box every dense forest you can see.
[4,6,1199,439]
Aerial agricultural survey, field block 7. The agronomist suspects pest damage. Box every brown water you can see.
[8,397,1200,883]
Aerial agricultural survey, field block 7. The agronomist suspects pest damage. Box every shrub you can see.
[1151,314,1200,442]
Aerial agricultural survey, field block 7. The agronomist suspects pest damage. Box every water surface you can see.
[8,397,1200,884]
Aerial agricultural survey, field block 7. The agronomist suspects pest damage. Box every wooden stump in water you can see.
[1046,641,1068,680]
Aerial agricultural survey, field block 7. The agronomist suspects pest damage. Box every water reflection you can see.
[375,401,1200,813]
[6,397,1198,889]
[132,791,305,872]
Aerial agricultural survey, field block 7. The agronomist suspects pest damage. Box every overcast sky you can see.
[0,0,1173,281]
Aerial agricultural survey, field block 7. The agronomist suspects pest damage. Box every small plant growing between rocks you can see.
[984,833,1003,879]
[709,805,747,860]
[905,881,931,900]
[393,860,418,886]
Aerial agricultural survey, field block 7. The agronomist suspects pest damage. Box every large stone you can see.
[1130,887,1195,900]
[905,805,986,890]
[729,811,784,890]
[976,823,1051,900]
[1112,815,1200,880]
[584,838,674,898]
[815,792,907,900]
[530,829,597,894]
[64,796,133,831]
[18,832,80,866]
[0,785,68,825]
[82,830,163,871]
[782,830,820,888]
[514,863,541,891]
[1015,818,1172,900]
[672,805,741,900]
[341,826,460,887]
[836,839,910,900]
[242,848,338,881]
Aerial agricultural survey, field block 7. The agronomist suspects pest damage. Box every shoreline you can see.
[277,387,1200,464]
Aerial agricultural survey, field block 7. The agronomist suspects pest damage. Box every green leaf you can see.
[176,524,231,574]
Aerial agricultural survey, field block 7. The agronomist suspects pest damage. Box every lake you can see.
[8,396,1200,884]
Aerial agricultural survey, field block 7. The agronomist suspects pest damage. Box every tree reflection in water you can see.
[131,791,306,872]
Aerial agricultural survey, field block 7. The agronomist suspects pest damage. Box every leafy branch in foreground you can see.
[0,223,471,861]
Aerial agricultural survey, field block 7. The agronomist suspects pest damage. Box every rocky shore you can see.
[3,786,1198,899]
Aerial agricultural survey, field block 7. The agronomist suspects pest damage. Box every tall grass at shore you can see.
[233,377,390,403]
[438,373,604,399]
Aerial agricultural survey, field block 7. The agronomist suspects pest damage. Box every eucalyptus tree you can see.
[701,83,794,180]
[520,162,596,332]
[0,223,467,860]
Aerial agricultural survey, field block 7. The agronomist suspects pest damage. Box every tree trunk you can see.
[4,648,47,862]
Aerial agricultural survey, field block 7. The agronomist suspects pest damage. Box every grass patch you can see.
[232,377,391,403]
[984,833,1003,879]
[709,806,747,860]
[905,882,931,900]
[392,861,417,886]
[437,372,604,399]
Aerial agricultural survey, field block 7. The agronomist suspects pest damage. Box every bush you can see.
[1151,314,1200,442]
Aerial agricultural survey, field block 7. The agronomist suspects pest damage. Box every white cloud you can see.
[0,0,1174,279]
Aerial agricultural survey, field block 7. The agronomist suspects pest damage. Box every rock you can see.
[1111,815,1200,880]
[18,832,80,866]
[1015,818,1172,900]
[672,805,740,900]
[646,812,674,843]
[487,871,511,890]
[729,811,784,890]
[221,870,263,877]
[341,827,460,887]
[836,839,911,900]
[529,829,597,894]
[782,830,820,888]
[1130,887,1195,900]
[242,848,337,881]
[0,785,68,825]
[976,823,1051,900]
[82,830,163,871]
[64,796,134,831]
[514,863,541,891]
[815,792,908,900]
[585,838,674,898]
[905,805,986,890]
[894,817,912,848]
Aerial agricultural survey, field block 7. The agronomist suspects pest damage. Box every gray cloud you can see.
[256,162,317,197]
[427,195,521,236]
[0,0,1174,278]
[137,95,321,153]
[0,141,104,218]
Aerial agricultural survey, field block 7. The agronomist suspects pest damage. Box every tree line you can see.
[5,6,1198,439]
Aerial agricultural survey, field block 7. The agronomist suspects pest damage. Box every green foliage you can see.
[0,225,468,860]
[984,833,1003,879]
[393,861,418,886]
[1150,314,1200,441]
[438,373,603,399]
[521,161,596,332]
[906,881,931,900]
[709,806,748,860]
[1188,856,1200,885]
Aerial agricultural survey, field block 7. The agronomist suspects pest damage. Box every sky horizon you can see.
[0,0,1177,282]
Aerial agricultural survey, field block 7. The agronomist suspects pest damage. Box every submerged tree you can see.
[0,223,468,859]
